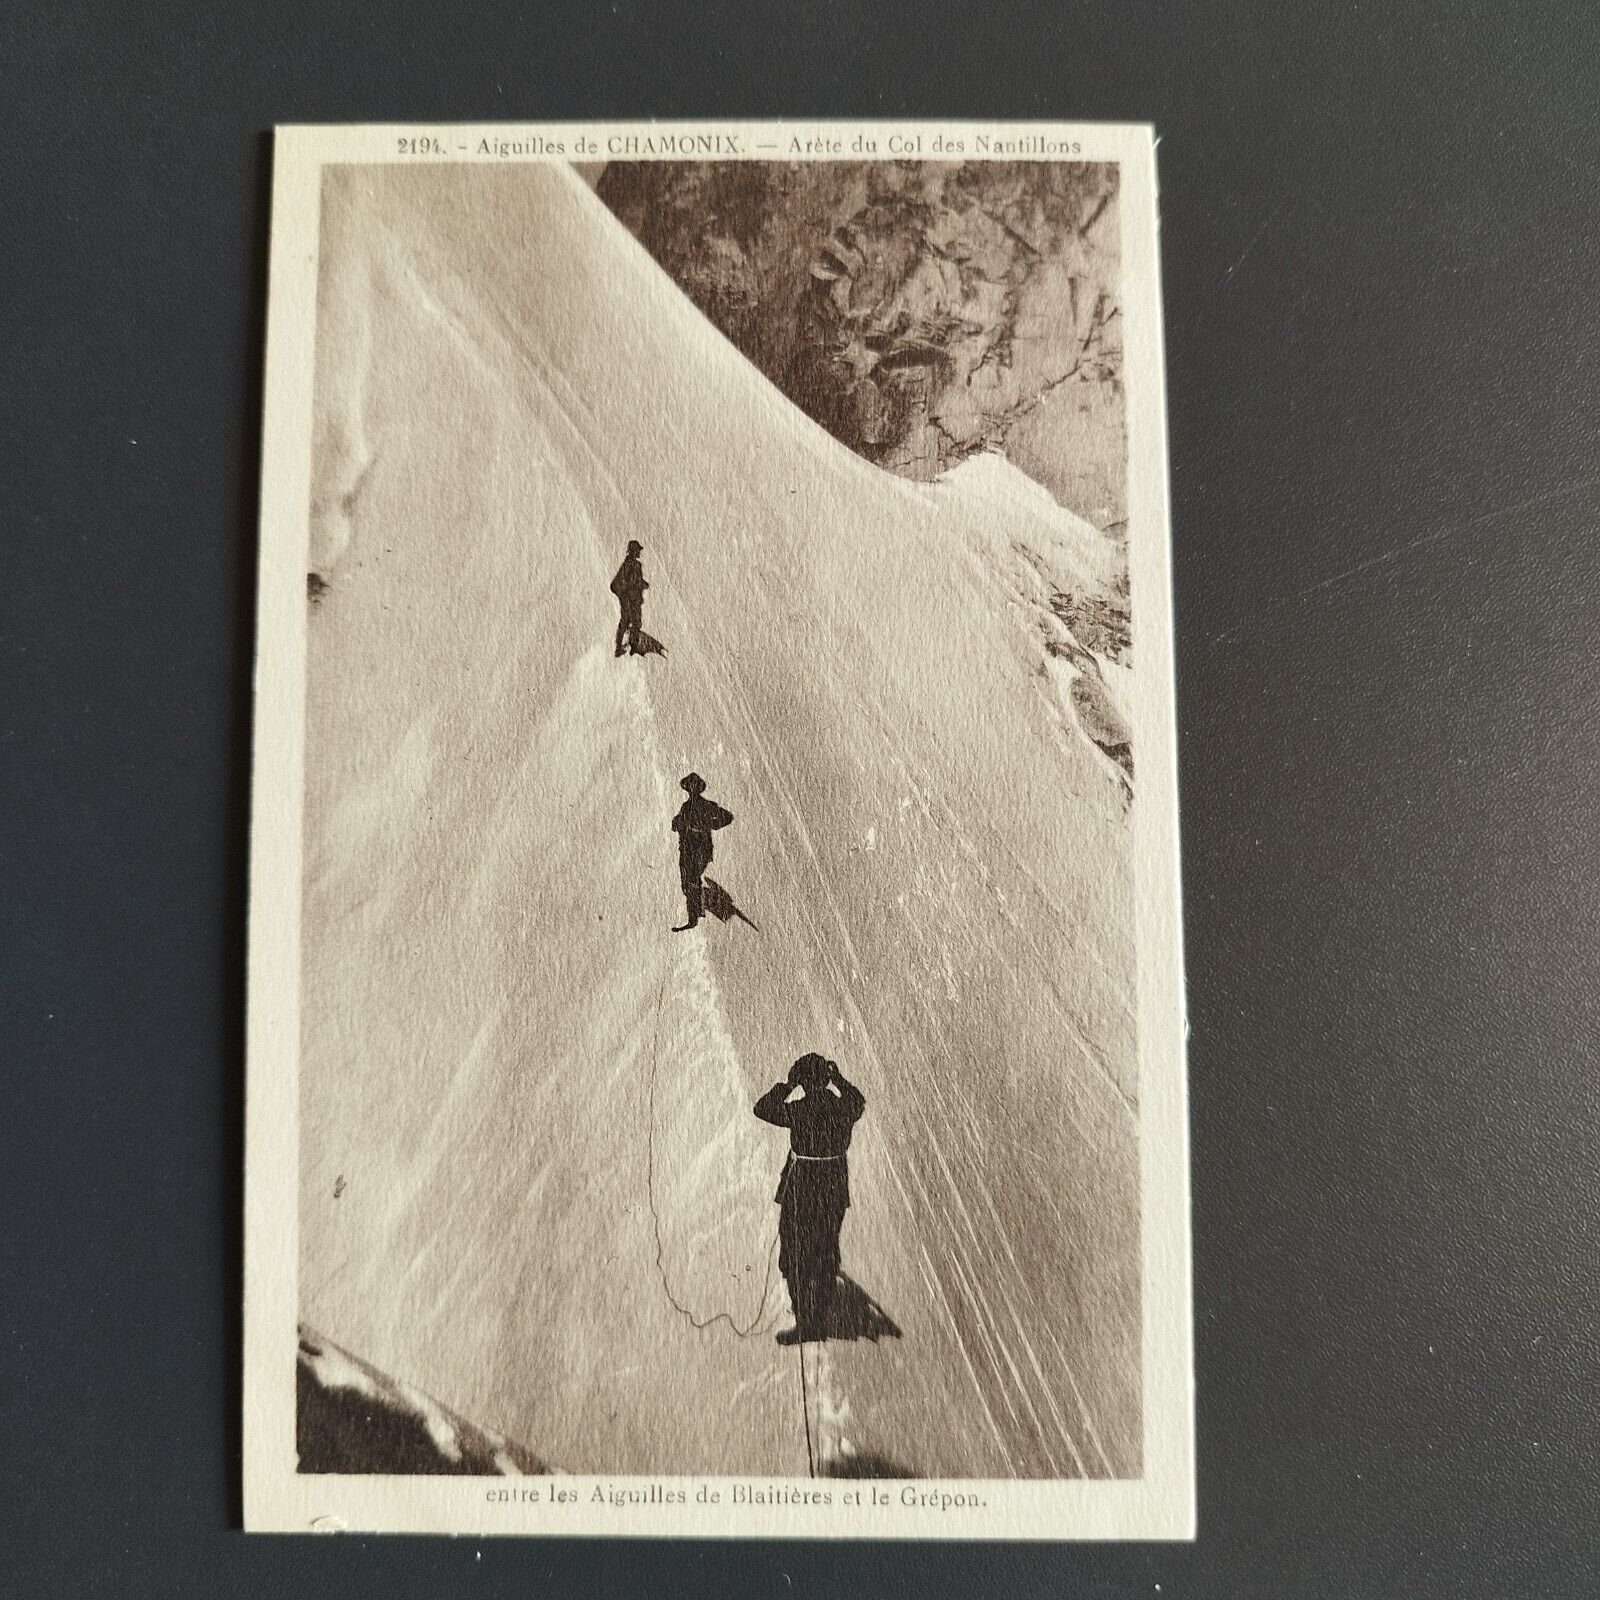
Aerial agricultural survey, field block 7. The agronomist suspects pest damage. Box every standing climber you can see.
[754,1055,867,1345]
[609,539,648,657]
[670,773,733,932]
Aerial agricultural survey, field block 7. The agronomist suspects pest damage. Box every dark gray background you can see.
[4,3,1596,1595]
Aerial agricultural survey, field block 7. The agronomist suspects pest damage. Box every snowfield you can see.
[298,162,1142,1478]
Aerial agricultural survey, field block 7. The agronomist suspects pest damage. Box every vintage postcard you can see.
[243,120,1191,1538]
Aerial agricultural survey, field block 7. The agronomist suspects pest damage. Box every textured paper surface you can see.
[243,121,1191,1538]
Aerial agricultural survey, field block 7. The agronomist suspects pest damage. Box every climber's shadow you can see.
[820,1449,918,1480]
[702,876,759,931]
[824,1273,902,1343]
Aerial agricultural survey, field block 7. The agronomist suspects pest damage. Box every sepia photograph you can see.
[243,122,1190,1538]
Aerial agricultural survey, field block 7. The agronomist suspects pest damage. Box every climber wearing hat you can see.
[670,772,733,931]
[753,1054,867,1344]
[609,539,648,657]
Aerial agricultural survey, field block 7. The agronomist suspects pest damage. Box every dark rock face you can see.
[297,1326,550,1475]
[595,161,1126,531]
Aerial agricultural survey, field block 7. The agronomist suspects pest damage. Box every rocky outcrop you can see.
[595,160,1127,533]
[297,1327,551,1475]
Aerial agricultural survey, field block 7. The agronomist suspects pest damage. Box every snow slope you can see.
[299,162,1141,1478]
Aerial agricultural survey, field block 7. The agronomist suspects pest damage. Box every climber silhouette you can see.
[670,773,734,932]
[609,539,651,657]
[753,1054,867,1345]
